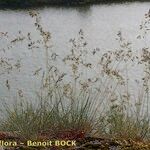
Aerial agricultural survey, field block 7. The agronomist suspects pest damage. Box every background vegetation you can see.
[0,0,150,7]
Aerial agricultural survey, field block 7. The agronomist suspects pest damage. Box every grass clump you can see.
[0,10,149,148]
[100,105,150,140]
[0,85,98,140]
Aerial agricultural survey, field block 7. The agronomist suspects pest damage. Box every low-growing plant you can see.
[0,10,149,144]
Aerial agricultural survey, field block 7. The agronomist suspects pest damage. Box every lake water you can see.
[0,2,150,105]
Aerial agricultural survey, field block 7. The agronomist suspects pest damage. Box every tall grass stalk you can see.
[0,10,149,143]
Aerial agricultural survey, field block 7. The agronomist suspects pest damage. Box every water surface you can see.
[0,2,150,104]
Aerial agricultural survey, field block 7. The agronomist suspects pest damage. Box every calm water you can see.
[0,2,150,104]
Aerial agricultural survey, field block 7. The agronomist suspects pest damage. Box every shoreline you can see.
[0,0,150,9]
